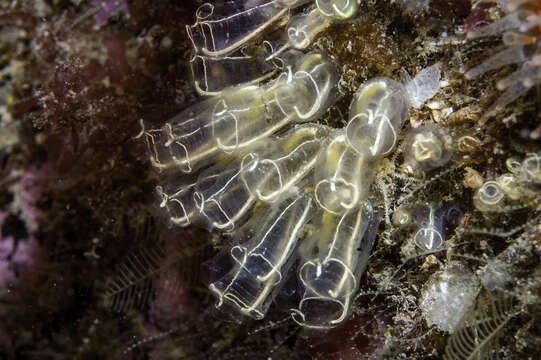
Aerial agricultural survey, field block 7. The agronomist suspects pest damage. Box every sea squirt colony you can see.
[138,0,442,329]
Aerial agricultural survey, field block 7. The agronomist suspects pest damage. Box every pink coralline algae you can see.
[0,236,44,289]
[0,237,16,288]
[148,269,194,329]
[147,232,202,330]
[0,170,47,288]
[92,0,130,29]
[17,170,46,233]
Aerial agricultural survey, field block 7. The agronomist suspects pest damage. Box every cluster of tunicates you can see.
[142,52,336,229]
[185,0,359,96]
[473,152,541,213]
[139,0,441,330]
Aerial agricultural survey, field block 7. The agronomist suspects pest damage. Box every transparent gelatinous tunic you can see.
[141,52,338,174]
[189,42,280,96]
[193,154,260,232]
[286,8,332,50]
[283,1,358,53]
[314,130,371,215]
[155,176,200,228]
[293,203,378,329]
[413,203,445,251]
[316,0,359,19]
[403,124,453,172]
[242,123,330,202]
[210,194,313,319]
[346,77,409,159]
[186,1,306,57]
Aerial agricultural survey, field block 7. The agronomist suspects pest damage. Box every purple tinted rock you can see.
[92,0,130,29]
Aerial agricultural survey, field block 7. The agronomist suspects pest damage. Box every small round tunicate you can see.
[413,204,444,251]
[412,133,443,162]
[478,181,504,205]
[403,124,453,172]
[414,228,443,251]
[473,180,505,212]
[457,135,481,153]
[505,157,522,174]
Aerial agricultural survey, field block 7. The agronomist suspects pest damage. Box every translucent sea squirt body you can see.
[314,130,371,215]
[346,77,409,158]
[316,0,359,19]
[292,203,379,329]
[242,123,330,202]
[155,177,199,228]
[141,52,338,174]
[193,154,260,232]
[186,0,309,57]
[209,194,313,319]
